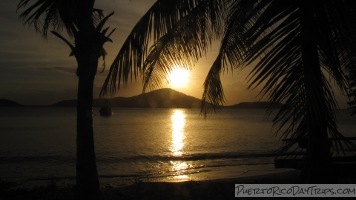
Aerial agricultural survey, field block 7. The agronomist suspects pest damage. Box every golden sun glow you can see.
[168,68,190,88]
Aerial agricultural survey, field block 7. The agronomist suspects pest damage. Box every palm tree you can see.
[17,0,115,197]
[102,0,356,183]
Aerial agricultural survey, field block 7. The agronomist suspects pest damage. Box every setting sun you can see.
[168,68,190,88]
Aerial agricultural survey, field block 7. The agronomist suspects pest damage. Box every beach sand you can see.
[102,170,301,200]
[3,169,356,199]
[1,170,299,199]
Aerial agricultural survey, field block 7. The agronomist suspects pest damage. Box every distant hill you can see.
[52,88,203,108]
[109,88,203,108]
[228,102,283,109]
[0,99,22,107]
[52,99,77,107]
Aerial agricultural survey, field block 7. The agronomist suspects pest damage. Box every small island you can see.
[0,99,22,107]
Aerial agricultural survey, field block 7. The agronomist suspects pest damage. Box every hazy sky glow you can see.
[0,0,349,107]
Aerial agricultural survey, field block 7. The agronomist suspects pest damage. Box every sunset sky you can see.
[0,0,349,107]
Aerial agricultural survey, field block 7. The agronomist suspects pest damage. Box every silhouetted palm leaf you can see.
[142,0,227,92]
[101,0,227,95]
[18,0,105,37]
[18,0,65,37]
[238,1,356,154]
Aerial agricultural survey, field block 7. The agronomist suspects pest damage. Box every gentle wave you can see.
[0,151,277,164]
[111,152,277,162]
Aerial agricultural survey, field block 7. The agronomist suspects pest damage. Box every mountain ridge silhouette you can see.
[1,88,282,108]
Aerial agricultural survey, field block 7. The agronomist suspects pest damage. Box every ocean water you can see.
[0,107,355,187]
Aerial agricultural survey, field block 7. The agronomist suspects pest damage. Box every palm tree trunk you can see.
[75,29,101,198]
[300,1,332,183]
[76,60,100,199]
[74,2,101,197]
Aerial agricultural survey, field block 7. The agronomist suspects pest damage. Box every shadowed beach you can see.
[1,170,300,200]
[105,170,302,200]
[2,169,356,200]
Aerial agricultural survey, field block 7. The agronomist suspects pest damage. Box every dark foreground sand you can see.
[104,170,302,200]
[2,170,355,200]
[1,170,298,200]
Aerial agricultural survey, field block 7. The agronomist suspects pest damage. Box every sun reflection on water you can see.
[171,110,186,156]
[170,109,190,180]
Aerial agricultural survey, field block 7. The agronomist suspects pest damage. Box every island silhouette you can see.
[1,88,282,108]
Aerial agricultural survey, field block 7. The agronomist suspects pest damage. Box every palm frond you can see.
[100,0,227,96]
[142,0,226,92]
[200,0,271,114]
[18,0,62,37]
[239,0,356,154]
[142,33,195,92]
[51,31,75,56]
[201,57,225,115]
[96,12,116,73]
[17,0,107,38]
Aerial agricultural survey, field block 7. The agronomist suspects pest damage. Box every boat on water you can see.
[99,105,113,116]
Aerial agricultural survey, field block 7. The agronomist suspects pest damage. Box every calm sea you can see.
[0,107,355,187]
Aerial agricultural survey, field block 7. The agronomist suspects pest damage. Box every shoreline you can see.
[2,170,301,200]
[3,169,356,199]
[103,170,302,200]
[3,163,289,189]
